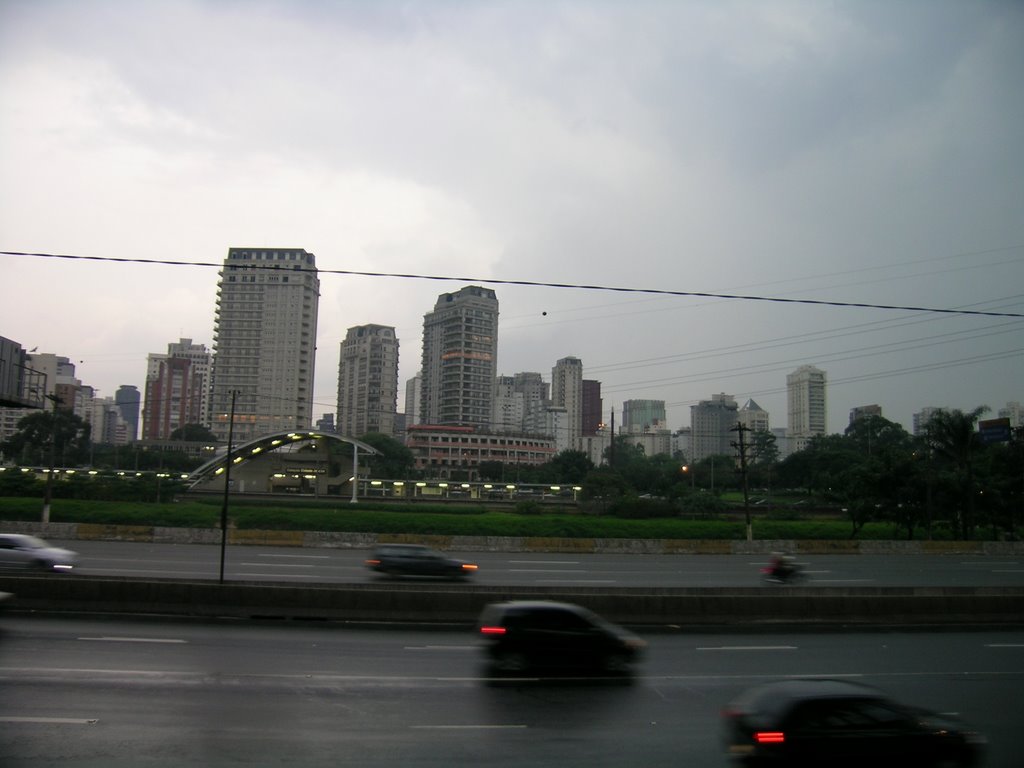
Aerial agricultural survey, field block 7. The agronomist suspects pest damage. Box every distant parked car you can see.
[722,678,985,767]
[365,544,478,580]
[477,600,646,674]
[0,534,78,572]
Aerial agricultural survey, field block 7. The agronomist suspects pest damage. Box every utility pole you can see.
[730,421,753,542]
[41,392,62,526]
[218,390,237,584]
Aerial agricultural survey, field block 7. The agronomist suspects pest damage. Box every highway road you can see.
[0,614,1021,766]
[47,538,1024,587]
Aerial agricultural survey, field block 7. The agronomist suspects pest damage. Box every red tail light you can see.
[479,626,506,636]
[365,559,381,566]
[461,563,478,571]
[755,732,785,744]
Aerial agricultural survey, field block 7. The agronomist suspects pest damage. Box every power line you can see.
[3,249,1022,319]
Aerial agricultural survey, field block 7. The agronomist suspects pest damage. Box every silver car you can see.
[0,534,78,572]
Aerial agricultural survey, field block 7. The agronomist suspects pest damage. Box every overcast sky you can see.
[1,0,1021,434]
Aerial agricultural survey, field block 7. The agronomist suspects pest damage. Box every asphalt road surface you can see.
[1,615,1022,766]
[47,539,1024,587]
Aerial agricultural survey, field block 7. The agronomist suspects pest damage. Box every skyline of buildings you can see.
[3,246,1021,468]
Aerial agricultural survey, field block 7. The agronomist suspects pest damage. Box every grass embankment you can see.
[0,496,922,541]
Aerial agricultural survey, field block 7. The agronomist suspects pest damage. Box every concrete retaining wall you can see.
[5,520,1024,555]
[1,575,1021,627]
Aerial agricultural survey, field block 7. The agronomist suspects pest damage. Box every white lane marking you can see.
[961,561,1019,566]
[509,569,585,573]
[234,572,324,579]
[985,644,1024,648]
[535,579,617,584]
[405,646,478,651]
[697,646,798,651]
[237,562,315,568]
[78,637,187,644]
[0,717,98,725]
[79,568,194,575]
[257,554,331,560]
[407,729,528,733]
[810,579,876,583]
[509,560,579,565]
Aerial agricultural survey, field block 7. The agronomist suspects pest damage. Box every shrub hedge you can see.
[0,496,979,541]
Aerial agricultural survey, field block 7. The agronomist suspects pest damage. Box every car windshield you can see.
[19,536,48,549]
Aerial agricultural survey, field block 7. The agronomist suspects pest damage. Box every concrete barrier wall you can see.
[5,520,1024,555]
[1,575,1021,627]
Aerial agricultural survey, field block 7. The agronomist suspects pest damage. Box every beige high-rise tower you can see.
[210,247,319,443]
[336,324,399,438]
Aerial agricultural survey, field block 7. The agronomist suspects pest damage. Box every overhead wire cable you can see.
[2,250,1022,318]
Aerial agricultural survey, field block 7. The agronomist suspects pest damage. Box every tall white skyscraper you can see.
[787,365,827,449]
[336,324,399,438]
[210,247,319,443]
[420,285,498,427]
[551,356,583,451]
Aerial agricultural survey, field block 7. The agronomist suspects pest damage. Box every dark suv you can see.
[365,544,478,580]
[477,600,646,674]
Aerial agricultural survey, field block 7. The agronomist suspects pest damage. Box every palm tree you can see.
[925,406,988,539]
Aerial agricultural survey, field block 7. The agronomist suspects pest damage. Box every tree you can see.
[1,409,91,467]
[542,450,595,484]
[357,432,415,479]
[169,423,218,442]
[925,406,988,539]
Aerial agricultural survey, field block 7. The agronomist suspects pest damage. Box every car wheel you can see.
[493,652,529,673]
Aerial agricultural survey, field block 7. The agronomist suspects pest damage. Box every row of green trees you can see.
[2,407,1021,539]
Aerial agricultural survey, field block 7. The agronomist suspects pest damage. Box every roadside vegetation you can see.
[1,408,1020,541]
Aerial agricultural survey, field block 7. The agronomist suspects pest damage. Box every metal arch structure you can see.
[187,430,381,502]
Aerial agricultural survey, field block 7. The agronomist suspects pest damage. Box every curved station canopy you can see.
[187,430,380,493]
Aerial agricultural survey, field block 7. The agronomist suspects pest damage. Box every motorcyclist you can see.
[769,553,796,581]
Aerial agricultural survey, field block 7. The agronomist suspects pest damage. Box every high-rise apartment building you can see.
[913,406,946,436]
[492,375,524,433]
[143,357,204,439]
[420,286,498,427]
[209,247,319,443]
[998,401,1022,428]
[623,399,666,431]
[336,324,399,438]
[849,404,883,426]
[738,399,769,433]
[787,365,827,449]
[551,357,583,452]
[404,373,422,428]
[143,339,211,440]
[690,393,738,461]
[492,372,550,434]
[115,385,140,442]
[582,379,602,435]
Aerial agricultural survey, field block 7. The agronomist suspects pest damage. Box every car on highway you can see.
[477,600,647,674]
[364,544,478,580]
[0,534,78,572]
[721,678,985,767]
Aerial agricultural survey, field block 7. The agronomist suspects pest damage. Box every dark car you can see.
[722,678,985,767]
[364,544,477,580]
[477,600,646,674]
[0,534,78,572]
